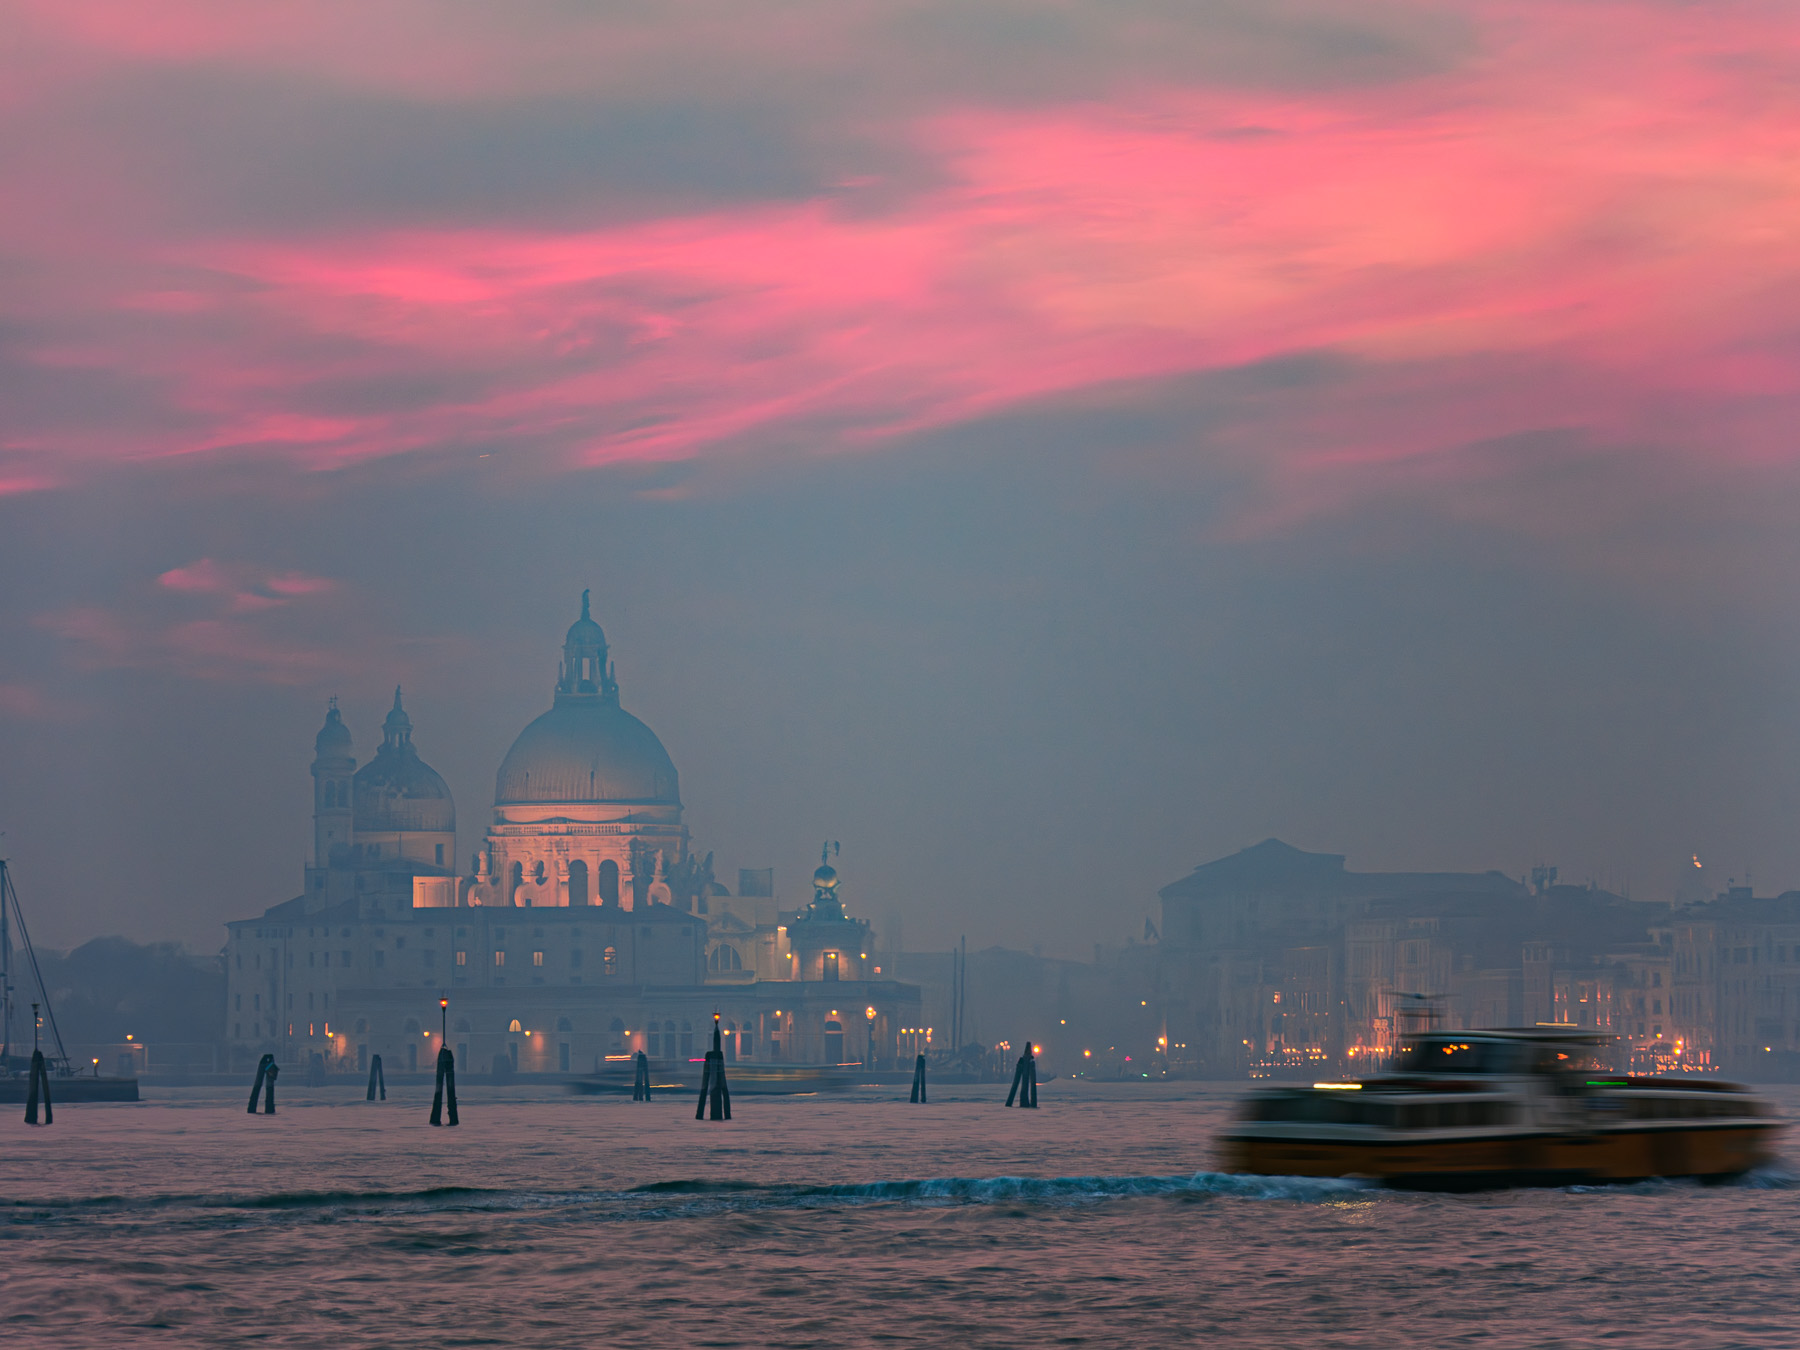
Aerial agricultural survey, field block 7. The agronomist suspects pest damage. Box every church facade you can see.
[223,595,920,1076]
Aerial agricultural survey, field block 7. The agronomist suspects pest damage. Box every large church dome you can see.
[353,687,456,834]
[493,592,681,807]
[496,702,680,805]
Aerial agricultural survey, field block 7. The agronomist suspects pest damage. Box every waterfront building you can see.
[223,595,920,1075]
[1154,840,1670,1075]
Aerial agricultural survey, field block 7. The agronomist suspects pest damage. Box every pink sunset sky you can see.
[2,0,1799,948]
[4,0,1797,500]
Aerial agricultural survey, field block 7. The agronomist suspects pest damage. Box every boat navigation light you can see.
[1314,1083,1361,1090]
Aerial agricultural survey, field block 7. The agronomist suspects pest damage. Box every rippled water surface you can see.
[5,1081,1798,1347]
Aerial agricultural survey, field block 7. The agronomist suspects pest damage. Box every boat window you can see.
[1394,1039,1516,1074]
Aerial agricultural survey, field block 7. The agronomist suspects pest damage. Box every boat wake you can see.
[5,1170,1367,1228]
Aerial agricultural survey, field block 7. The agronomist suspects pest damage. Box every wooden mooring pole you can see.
[24,1048,51,1125]
[694,1015,732,1121]
[367,1054,386,1101]
[429,1045,459,1126]
[632,1050,652,1101]
[1004,1044,1038,1108]
[910,1053,928,1103]
[247,1052,278,1114]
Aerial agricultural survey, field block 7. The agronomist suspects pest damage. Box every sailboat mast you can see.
[2,861,68,1068]
[0,858,11,1061]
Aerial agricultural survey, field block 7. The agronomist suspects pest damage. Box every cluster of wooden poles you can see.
[22,1041,1045,1126]
[16,1021,1047,1127]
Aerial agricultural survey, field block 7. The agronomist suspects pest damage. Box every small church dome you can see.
[352,688,455,834]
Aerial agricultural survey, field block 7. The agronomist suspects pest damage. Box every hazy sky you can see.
[3,0,1799,952]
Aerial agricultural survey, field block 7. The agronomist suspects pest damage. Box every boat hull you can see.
[1221,1122,1777,1189]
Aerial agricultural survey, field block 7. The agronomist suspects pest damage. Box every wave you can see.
[4,1184,521,1216]
[641,1170,1368,1206]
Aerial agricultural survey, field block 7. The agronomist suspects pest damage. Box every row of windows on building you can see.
[239,945,632,975]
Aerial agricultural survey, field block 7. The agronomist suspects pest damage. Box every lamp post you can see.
[865,1005,876,1070]
[439,996,449,1049]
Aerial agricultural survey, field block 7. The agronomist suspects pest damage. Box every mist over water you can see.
[7,1083,1798,1348]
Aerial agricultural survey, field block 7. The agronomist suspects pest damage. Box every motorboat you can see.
[1218,1027,1778,1189]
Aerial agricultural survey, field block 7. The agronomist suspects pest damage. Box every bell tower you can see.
[310,698,357,870]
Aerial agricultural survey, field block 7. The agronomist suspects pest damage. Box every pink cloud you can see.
[157,558,232,593]
[0,681,81,722]
[2,0,1797,530]
[47,563,345,684]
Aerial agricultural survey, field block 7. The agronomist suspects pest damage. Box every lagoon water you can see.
[5,1081,1799,1348]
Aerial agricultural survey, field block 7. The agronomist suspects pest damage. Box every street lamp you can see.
[865,1005,876,1069]
[439,996,449,1041]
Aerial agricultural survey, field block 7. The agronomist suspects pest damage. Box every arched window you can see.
[508,1018,522,1033]
[597,859,621,907]
[567,859,589,907]
[510,861,524,895]
[680,1022,695,1057]
[532,859,547,886]
[824,1020,845,1064]
[709,944,744,972]
[322,782,334,808]
[556,1017,573,1033]
[824,951,840,981]
[603,946,618,976]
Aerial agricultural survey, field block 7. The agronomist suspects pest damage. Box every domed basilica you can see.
[223,595,921,1080]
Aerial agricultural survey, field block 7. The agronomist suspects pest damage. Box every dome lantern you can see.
[381,686,413,750]
[558,589,616,703]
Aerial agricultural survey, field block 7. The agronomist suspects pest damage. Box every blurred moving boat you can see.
[1219,1027,1777,1189]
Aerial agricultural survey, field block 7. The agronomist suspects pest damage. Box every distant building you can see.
[1672,891,1800,1073]
[1154,839,1671,1076]
[223,594,919,1075]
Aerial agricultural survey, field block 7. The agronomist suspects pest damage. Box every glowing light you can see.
[1084,1050,1092,1057]
[1314,1083,1362,1090]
